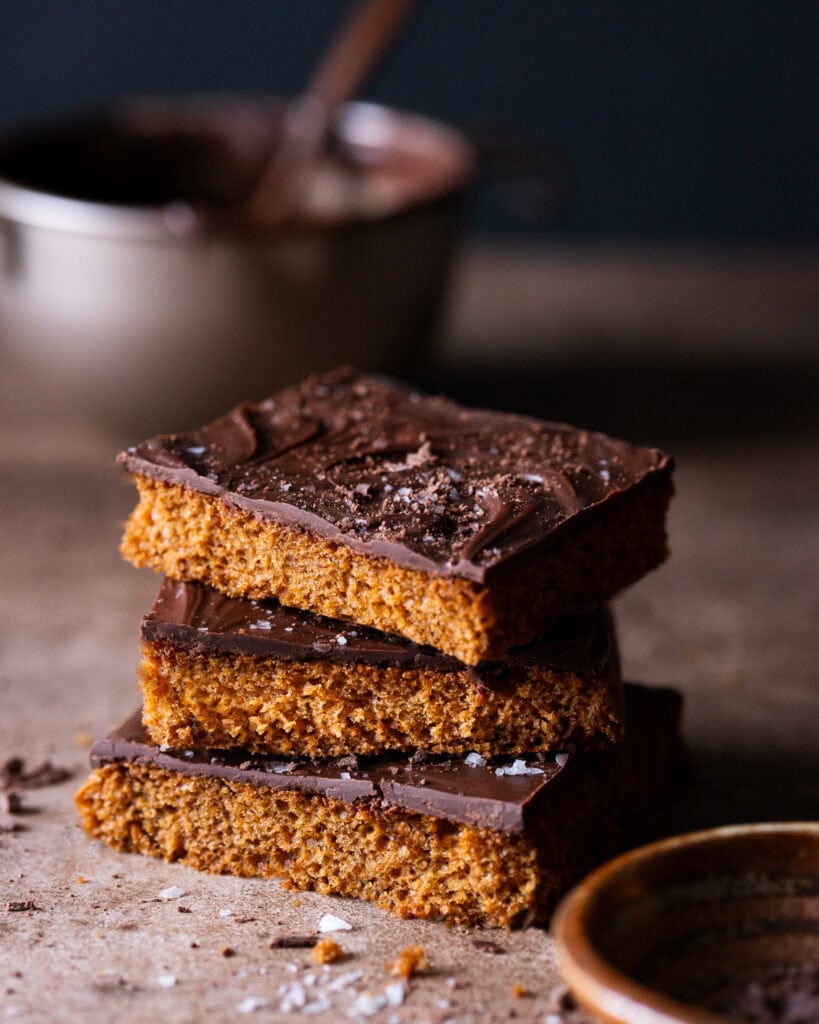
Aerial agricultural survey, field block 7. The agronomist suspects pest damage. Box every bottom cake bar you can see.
[75,683,682,928]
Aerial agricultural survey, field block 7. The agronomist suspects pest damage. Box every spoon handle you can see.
[246,0,416,224]
[307,0,416,114]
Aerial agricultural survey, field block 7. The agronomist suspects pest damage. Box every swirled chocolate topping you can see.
[142,578,616,687]
[119,368,673,583]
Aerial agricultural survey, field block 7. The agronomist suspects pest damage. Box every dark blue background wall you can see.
[1,1,815,239]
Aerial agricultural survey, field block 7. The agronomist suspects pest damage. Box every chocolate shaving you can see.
[1,791,24,814]
[1,758,72,790]
[471,939,506,954]
[546,985,576,1013]
[6,900,38,912]
[269,934,317,949]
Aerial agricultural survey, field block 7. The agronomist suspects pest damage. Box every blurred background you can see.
[1,0,816,241]
[0,0,816,444]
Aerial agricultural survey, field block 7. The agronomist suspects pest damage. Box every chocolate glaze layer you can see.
[119,368,673,583]
[90,709,566,832]
[142,578,617,688]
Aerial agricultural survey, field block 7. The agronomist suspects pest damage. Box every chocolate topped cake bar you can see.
[138,578,624,757]
[119,368,673,664]
[75,683,683,928]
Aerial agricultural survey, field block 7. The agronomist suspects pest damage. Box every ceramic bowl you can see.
[552,822,819,1024]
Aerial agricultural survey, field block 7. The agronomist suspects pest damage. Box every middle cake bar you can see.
[139,579,624,757]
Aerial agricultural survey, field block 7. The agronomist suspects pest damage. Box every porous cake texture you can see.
[75,684,683,928]
[139,579,624,757]
[118,368,673,664]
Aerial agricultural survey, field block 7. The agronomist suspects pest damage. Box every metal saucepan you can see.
[0,96,473,437]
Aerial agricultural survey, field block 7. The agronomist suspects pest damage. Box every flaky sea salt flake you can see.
[302,995,332,1015]
[279,982,307,1012]
[158,885,186,900]
[237,995,268,1013]
[384,981,406,1007]
[495,759,545,777]
[318,913,353,933]
[347,991,388,1017]
[326,970,363,993]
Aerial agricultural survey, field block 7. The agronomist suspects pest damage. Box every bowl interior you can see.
[0,97,472,223]
[556,824,819,1024]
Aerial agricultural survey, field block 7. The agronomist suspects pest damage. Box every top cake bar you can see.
[119,368,673,664]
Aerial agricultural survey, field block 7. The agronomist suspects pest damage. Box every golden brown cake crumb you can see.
[387,945,428,979]
[312,937,344,964]
[512,982,530,998]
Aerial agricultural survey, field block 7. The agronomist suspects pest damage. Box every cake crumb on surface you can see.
[386,945,428,979]
[312,937,344,964]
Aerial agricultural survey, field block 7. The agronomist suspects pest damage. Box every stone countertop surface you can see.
[2,245,818,1023]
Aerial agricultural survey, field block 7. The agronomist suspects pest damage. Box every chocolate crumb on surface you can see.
[472,939,507,954]
[1,758,72,790]
[1,791,24,814]
[546,984,577,1013]
[6,900,37,912]
[269,935,317,949]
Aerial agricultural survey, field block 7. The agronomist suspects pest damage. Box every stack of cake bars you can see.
[76,368,682,928]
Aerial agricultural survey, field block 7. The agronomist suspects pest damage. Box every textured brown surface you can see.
[121,473,671,664]
[139,638,624,757]
[3,309,818,1022]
